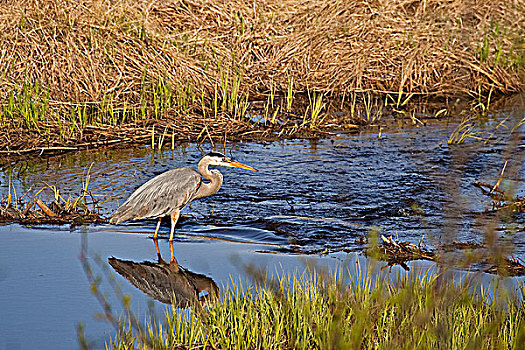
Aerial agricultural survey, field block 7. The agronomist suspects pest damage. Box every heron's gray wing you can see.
[110,167,201,223]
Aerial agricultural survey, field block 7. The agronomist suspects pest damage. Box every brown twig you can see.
[35,198,56,217]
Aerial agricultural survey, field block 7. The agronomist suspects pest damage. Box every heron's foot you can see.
[169,240,178,269]
[169,256,179,269]
[150,237,165,263]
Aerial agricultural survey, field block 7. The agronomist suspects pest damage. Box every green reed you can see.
[302,90,326,129]
[448,117,490,144]
[106,264,525,350]
[0,79,49,132]
[217,66,249,120]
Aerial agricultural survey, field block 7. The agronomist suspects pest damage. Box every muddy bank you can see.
[1,0,524,155]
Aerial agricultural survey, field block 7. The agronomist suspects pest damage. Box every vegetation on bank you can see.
[95,264,525,350]
[0,173,105,225]
[1,0,524,154]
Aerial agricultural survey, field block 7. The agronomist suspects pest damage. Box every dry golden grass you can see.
[1,0,523,100]
[0,0,524,153]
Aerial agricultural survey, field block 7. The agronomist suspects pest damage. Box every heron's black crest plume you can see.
[206,151,227,158]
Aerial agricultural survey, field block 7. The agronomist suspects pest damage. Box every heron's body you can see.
[110,152,256,263]
[110,167,209,224]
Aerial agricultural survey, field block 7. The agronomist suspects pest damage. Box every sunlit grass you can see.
[302,90,326,129]
[448,117,491,145]
[105,265,525,349]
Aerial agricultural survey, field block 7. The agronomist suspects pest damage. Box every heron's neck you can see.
[195,159,223,199]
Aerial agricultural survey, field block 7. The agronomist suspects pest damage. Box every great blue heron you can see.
[109,152,257,263]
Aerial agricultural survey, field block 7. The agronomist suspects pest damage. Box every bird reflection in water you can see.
[108,240,218,308]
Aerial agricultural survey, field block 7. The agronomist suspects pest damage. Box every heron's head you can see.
[204,152,257,171]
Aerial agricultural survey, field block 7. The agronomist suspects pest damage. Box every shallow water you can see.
[1,94,524,348]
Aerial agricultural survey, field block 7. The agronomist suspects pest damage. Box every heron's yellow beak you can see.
[229,160,258,171]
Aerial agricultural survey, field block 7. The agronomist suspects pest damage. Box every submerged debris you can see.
[0,188,106,226]
[363,235,525,277]
[473,160,525,213]
[485,257,525,277]
[474,181,525,213]
[365,235,435,271]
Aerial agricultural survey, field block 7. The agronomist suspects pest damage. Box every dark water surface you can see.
[1,94,524,349]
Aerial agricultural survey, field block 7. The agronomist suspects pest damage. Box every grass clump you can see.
[105,265,525,349]
[0,167,105,225]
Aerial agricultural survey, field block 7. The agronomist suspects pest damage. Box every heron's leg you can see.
[153,217,162,239]
[169,210,181,265]
[169,240,179,268]
[169,211,181,242]
[153,237,161,261]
